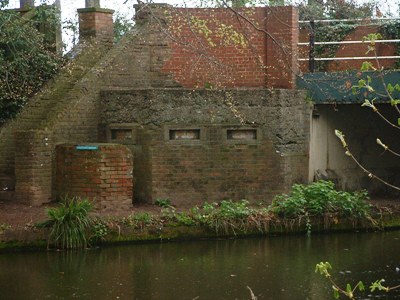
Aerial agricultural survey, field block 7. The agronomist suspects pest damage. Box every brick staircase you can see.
[0,41,112,201]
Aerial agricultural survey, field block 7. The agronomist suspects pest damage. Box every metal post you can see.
[309,20,315,73]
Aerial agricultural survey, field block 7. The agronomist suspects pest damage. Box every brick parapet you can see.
[159,6,299,89]
[265,6,298,89]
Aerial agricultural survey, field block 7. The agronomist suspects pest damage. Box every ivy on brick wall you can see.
[380,20,400,68]
[313,23,357,71]
[0,3,63,124]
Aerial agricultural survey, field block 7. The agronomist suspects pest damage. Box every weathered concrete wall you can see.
[101,89,310,205]
[55,144,133,210]
[309,104,400,196]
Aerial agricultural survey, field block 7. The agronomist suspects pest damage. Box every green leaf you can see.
[370,279,387,292]
[346,283,352,293]
[358,79,366,87]
[387,83,395,94]
[360,61,374,71]
[398,118,400,126]
[358,281,365,291]
[390,99,400,106]
[333,287,340,299]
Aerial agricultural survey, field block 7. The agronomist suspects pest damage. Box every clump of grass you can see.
[39,196,93,250]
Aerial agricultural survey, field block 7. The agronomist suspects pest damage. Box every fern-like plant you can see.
[40,196,93,250]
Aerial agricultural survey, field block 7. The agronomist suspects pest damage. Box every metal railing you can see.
[298,18,400,72]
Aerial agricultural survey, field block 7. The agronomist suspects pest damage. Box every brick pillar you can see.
[265,6,299,89]
[15,130,53,206]
[77,5,114,43]
[55,144,133,211]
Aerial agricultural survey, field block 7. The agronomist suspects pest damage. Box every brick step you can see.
[7,45,107,132]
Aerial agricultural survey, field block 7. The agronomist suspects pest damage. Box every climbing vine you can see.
[312,23,357,71]
[380,20,400,67]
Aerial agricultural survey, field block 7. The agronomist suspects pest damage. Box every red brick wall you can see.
[161,6,298,89]
[55,144,133,210]
[299,25,397,72]
[265,6,298,88]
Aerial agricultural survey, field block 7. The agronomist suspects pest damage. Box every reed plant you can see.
[40,196,93,250]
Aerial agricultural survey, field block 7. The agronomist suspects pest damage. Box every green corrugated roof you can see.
[297,70,400,103]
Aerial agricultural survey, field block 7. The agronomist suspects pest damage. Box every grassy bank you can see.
[1,181,400,251]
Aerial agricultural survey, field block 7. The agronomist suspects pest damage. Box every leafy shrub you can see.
[90,219,109,242]
[0,5,63,123]
[160,206,196,226]
[39,197,93,249]
[269,181,370,219]
[175,212,196,226]
[158,200,254,231]
[191,200,255,234]
[122,212,154,230]
[155,198,172,208]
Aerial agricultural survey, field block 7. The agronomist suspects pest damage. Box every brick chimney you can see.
[134,3,172,26]
[20,0,34,9]
[77,0,114,43]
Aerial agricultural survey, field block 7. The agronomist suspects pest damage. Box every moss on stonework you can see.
[2,214,400,252]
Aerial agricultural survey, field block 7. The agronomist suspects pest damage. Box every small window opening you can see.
[111,129,132,141]
[169,129,200,140]
[227,129,257,140]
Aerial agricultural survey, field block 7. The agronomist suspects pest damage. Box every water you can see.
[1,231,400,300]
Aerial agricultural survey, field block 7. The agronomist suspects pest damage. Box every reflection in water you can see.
[1,232,400,299]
